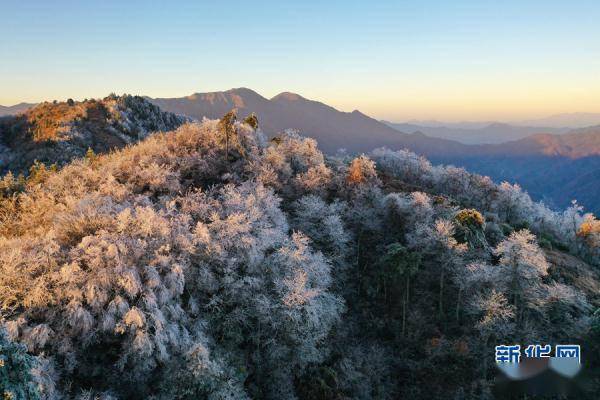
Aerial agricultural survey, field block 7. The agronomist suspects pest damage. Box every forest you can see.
[1,107,600,399]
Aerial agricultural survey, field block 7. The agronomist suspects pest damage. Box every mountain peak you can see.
[225,87,262,97]
[271,92,305,102]
[186,88,264,100]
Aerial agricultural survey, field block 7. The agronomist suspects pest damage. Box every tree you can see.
[384,191,434,234]
[346,155,379,187]
[243,113,259,130]
[370,147,435,188]
[0,328,41,400]
[454,209,488,249]
[469,289,515,378]
[576,214,600,262]
[85,147,97,165]
[26,160,57,187]
[494,229,549,326]
[378,243,421,336]
[408,219,466,321]
[0,172,25,199]
[291,195,350,266]
[217,109,243,162]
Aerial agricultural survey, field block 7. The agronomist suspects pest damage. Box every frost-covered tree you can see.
[469,289,515,377]
[384,191,434,235]
[243,112,259,130]
[0,327,43,400]
[494,230,549,326]
[371,147,435,188]
[576,213,600,262]
[408,219,466,320]
[454,209,488,250]
[346,155,379,187]
[258,132,327,199]
[291,195,350,266]
[377,243,421,336]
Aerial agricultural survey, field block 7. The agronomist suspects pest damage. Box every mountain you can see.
[398,113,600,131]
[473,125,600,158]
[0,102,36,116]
[149,88,471,157]
[383,121,568,144]
[149,89,600,213]
[403,119,495,129]
[0,95,186,175]
[431,127,600,213]
[520,112,600,128]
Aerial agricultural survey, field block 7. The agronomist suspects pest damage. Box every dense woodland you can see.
[1,101,600,399]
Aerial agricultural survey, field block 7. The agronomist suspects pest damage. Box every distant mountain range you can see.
[0,102,36,117]
[384,113,600,145]
[401,113,600,130]
[382,121,569,144]
[432,127,600,214]
[149,88,600,213]
[520,112,600,128]
[1,90,599,213]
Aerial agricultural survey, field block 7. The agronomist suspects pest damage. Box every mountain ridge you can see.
[0,95,186,174]
[0,102,37,117]
[149,88,473,158]
[383,120,569,145]
[148,88,600,213]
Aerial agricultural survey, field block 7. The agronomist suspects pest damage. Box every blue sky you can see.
[1,0,599,121]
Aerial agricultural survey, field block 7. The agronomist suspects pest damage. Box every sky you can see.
[1,0,599,122]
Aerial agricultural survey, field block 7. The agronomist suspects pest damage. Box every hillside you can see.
[0,95,186,175]
[0,114,599,399]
